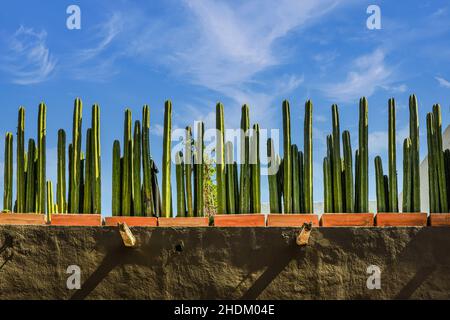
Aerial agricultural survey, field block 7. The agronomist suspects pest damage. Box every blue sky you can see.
[1,0,450,215]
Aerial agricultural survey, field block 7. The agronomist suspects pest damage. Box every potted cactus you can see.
[267,99,319,227]
[375,95,427,226]
[320,99,374,226]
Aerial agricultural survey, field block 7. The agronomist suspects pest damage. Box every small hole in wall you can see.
[175,241,184,252]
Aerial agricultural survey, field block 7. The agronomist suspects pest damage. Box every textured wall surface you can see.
[0,226,449,299]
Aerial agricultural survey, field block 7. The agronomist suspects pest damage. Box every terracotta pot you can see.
[214,214,265,227]
[50,214,102,226]
[0,213,46,225]
[429,213,450,227]
[158,217,209,227]
[320,213,374,227]
[375,213,427,226]
[266,214,319,227]
[104,216,157,227]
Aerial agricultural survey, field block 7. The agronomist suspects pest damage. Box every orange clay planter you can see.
[158,217,209,227]
[214,214,265,227]
[0,213,46,225]
[266,214,319,227]
[49,214,102,226]
[375,213,427,227]
[320,213,374,227]
[429,213,450,226]
[104,216,158,227]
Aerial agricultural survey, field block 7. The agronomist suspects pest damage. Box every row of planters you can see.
[1,94,450,227]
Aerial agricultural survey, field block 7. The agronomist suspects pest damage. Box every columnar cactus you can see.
[402,138,412,212]
[250,123,261,213]
[433,104,448,212]
[37,103,47,214]
[112,140,121,216]
[267,138,281,213]
[291,144,300,213]
[69,99,82,213]
[304,100,313,213]
[342,130,353,213]
[298,150,305,213]
[427,113,438,213]
[122,109,132,216]
[185,126,193,216]
[354,149,360,212]
[358,97,368,213]
[133,120,142,215]
[91,104,101,214]
[282,100,292,214]
[225,141,236,214]
[374,156,387,212]
[331,104,343,213]
[25,139,36,213]
[240,104,250,213]
[57,129,66,213]
[3,133,13,211]
[142,105,154,216]
[46,180,54,216]
[162,101,172,217]
[233,161,239,212]
[388,98,399,212]
[409,95,420,212]
[216,103,226,214]
[83,129,92,213]
[175,151,186,216]
[194,121,204,216]
[16,107,25,213]
[323,156,332,213]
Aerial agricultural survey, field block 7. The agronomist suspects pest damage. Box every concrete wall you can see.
[1,225,450,299]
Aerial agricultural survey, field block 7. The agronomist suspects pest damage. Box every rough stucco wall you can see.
[0,226,450,300]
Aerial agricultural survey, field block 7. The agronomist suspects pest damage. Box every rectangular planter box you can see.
[429,213,450,227]
[50,214,102,226]
[0,213,46,225]
[158,217,209,227]
[214,214,265,227]
[375,213,427,227]
[266,214,319,227]
[104,216,158,227]
[320,213,374,227]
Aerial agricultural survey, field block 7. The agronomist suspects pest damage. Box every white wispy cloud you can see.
[368,126,409,156]
[1,26,56,85]
[435,76,450,88]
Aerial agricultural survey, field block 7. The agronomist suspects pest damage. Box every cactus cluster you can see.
[323,99,368,213]
[112,105,161,216]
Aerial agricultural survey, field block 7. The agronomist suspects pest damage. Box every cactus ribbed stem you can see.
[358,98,369,213]
[92,104,101,214]
[141,105,154,216]
[342,130,353,213]
[133,120,142,216]
[69,98,82,213]
[3,133,13,211]
[402,138,412,212]
[216,103,226,214]
[323,156,332,213]
[25,139,36,213]
[388,98,398,212]
[409,95,420,212]
[282,100,292,214]
[239,104,250,213]
[304,100,313,213]
[83,129,92,214]
[291,144,300,213]
[445,149,450,206]
[233,161,239,212]
[17,107,25,213]
[112,140,121,216]
[251,123,261,213]
[37,103,46,214]
[427,113,439,213]
[225,141,236,214]
[433,104,448,212]
[354,149,360,212]
[162,101,172,217]
[57,129,66,213]
[79,153,85,211]
[175,151,186,217]
[375,156,386,213]
[184,126,193,216]
[331,104,343,213]
[46,181,54,216]
[122,109,132,216]
[298,150,305,213]
[150,159,162,217]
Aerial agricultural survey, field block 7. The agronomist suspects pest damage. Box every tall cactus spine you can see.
[225,141,236,214]
[342,130,353,213]
[37,103,47,215]
[239,104,250,213]
[402,138,412,212]
[16,107,25,213]
[25,139,36,212]
[112,140,121,216]
[291,144,300,213]
[92,104,101,214]
[358,97,369,213]
[133,121,142,216]
[185,126,193,216]
[304,100,313,213]
[176,151,186,217]
[3,133,13,211]
[251,123,261,213]
[69,98,82,213]
[216,103,226,214]
[282,100,292,214]
[331,104,343,212]
[162,100,172,217]
[409,95,420,212]
[122,109,133,216]
[57,129,66,213]
[388,98,398,212]
[433,104,448,212]
[374,156,387,212]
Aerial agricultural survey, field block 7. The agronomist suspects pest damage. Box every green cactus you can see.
[112,140,121,216]
[323,156,332,213]
[225,141,236,214]
[25,139,36,213]
[375,156,387,213]
[402,138,412,212]
[282,100,292,214]
[92,104,101,214]
[298,150,305,213]
[240,104,250,213]
[194,121,204,217]
[141,105,154,216]
[388,98,398,212]
[427,113,439,213]
[216,102,226,214]
[162,101,172,217]
[151,158,162,216]
[342,130,353,213]
[185,126,194,217]
[445,149,450,206]
[3,133,13,211]
[251,123,261,213]
[37,103,47,214]
[291,144,300,213]
[176,151,186,217]
[233,161,239,212]
[354,149,360,212]
[133,120,142,216]
[331,104,343,213]
[57,129,66,213]
[122,109,133,216]
[69,99,82,213]
[433,104,448,212]
[304,100,313,213]
[16,107,25,213]
[83,128,92,214]
[46,180,54,216]
[409,95,420,212]
[79,152,85,212]
[358,97,369,213]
